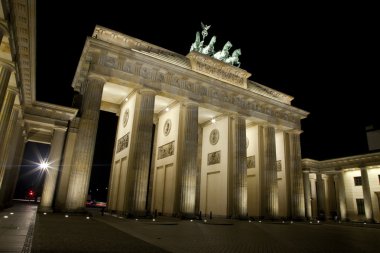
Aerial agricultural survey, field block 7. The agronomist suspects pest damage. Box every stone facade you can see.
[302,153,380,222]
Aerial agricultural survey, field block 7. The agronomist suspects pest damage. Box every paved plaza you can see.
[1,201,380,253]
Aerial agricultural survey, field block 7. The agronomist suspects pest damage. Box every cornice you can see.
[6,0,36,105]
[302,152,380,172]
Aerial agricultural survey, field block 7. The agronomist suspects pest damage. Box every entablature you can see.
[73,37,308,131]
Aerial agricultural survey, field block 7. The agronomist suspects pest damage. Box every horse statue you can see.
[225,49,241,67]
[201,36,216,56]
[190,31,203,52]
[213,41,232,61]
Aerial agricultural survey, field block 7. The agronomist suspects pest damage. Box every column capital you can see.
[0,59,15,71]
[53,126,68,133]
[138,88,156,96]
[181,100,198,107]
[286,129,303,135]
[87,75,106,85]
[228,112,246,121]
[7,87,19,95]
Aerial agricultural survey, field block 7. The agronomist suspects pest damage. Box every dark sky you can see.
[32,1,378,192]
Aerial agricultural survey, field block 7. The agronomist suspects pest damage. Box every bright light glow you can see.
[290,221,294,224]
[259,220,262,223]
[86,217,90,220]
[190,220,193,222]
[4,216,8,219]
[204,219,207,222]
[165,107,169,112]
[249,220,252,223]
[43,213,47,215]
[10,212,14,215]
[135,218,138,221]
[152,219,156,222]
[211,118,216,124]
[40,161,49,170]
[65,215,69,218]
[125,97,129,102]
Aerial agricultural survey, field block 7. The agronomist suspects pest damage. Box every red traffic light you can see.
[28,190,34,196]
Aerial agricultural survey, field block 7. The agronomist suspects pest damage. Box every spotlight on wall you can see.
[211,118,216,124]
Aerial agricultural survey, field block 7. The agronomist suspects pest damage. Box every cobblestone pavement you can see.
[96,213,380,253]
[0,201,37,253]
[4,202,380,253]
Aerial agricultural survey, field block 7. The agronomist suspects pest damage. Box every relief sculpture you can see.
[207,151,221,165]
[157,141,175,160]
[116,132,129,153]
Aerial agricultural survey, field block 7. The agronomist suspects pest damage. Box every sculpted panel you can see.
[207,151,221,165]
[157,141,175,160]
[116,132,130,153]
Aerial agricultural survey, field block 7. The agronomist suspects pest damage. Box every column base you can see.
[38,206,53,213]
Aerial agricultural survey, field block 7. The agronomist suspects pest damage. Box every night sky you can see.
[25,2,378,198]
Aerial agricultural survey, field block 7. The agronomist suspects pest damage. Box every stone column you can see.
[146,116,159,214]
[54,118,79,211]
[0,88,17,178]
[286,132,305,219]
[325,175,337,219]
[310,177,317,218]
[335,171,347,220]
[65,77,104,211]
[0,65,12,112]
[360,167,373,221]
[229,115,247,218]
[175,102,199,217]
[125,89,155,216]
[0,106,19,208]
[303,170,312,220]
[260,125,278,218]
[40,128,67,212]
[316,173,326,219]
[5,120,25,206]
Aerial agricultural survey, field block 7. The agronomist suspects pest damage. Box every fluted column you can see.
[125,89,155,216]
[360,167,373,221]
[40,128,67,212]
[176,102,199,217]
[54,118,79,211]
[260,125,278,218]
[65,77,104,211]
[286,132,305,219]
[0,106,19,208]
[335,171,347,220]
[4,120,25,206]
[310,177,317,218]
[229,115,247,218]
[0,65,12,112]
[303,170,312,219]
[0,88,17,178]
[316,173,326,219]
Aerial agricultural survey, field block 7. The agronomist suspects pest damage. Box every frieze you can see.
[157,141,175,160]
[208,151,221,165]
[116,132,129,153]
[91,51,304,126]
